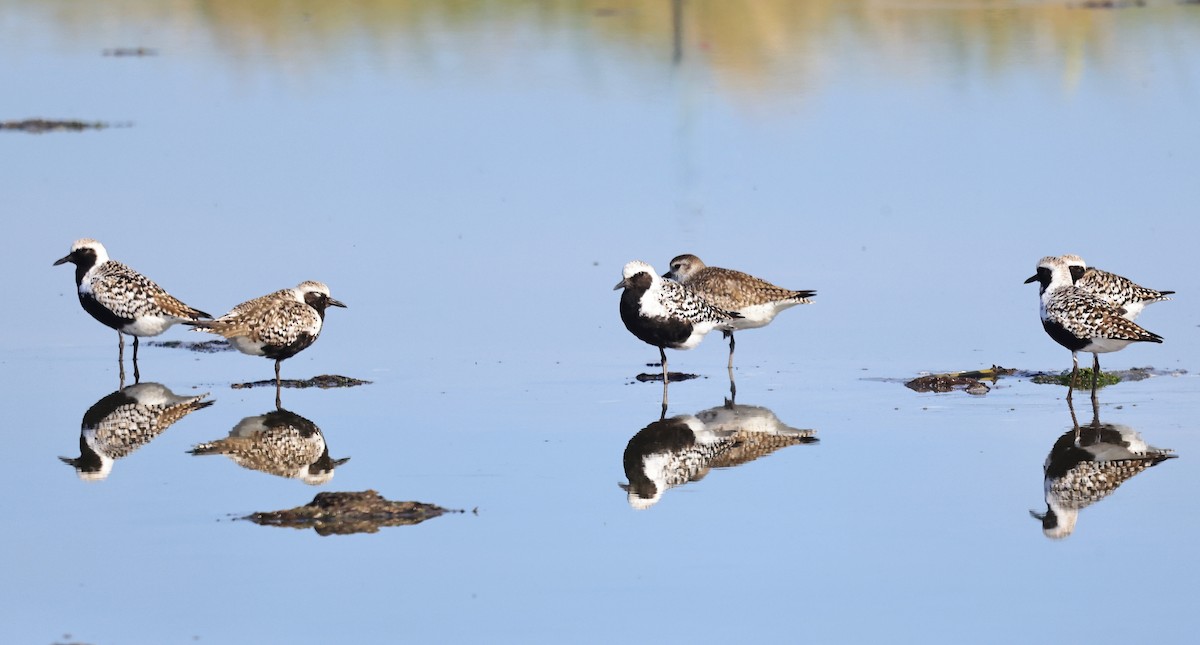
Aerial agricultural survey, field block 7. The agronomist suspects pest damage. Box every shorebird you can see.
[1031,398,1175,540]
[188,281,345,406]
[663,254,814,368]
[614,260,741,389]
[190,408,348,485]
[60,383,213,481]
[620,403,816,510]
[54,238,210,382]
[1059,254,1173,320]
[1025,256,1162,401]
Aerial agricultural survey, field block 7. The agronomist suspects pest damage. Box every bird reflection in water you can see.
[60,382,214,481]
[189,408,348,485]
[1031,396,1176,539]
[620,400,817,509]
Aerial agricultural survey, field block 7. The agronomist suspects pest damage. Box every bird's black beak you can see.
[53,254,72,266]
[327,298,347,308]
[613,278,630,291]
[1023,275,1038,284]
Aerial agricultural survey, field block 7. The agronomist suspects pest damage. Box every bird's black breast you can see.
[261,332,317,361]
[622,417,698,500]
[619,288,692,349]
[1041,319,1088,352]
[79,293,134,332]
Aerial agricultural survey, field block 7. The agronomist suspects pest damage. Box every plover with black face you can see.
[663,254,814,368]
[1059,254,1173,320]
[614,260,741,385]
[188,281,345,405]
[1032,419,1175,540]
[54,238,211,382]
[1025,256,1163,400]
[60,382,214,481]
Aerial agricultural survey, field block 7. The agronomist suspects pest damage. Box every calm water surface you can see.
[4,1,1200,643]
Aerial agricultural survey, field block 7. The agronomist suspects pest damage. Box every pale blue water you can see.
[4,1,1200,643]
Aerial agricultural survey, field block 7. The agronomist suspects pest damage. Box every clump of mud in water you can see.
[905,365,1017,395]
[634,362,702,383]
[1,119,127,133]
[232,374,372,390]
[242,490,459,535]
[148,339,234,353]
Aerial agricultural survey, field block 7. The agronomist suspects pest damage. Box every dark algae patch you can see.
[635,372,701,382]
[1,118,126,133]
[243,490,458,535]
[1029,366,1184,389]
[148,339,234,353]
[905,365,1016,395]
[232,374,372,390]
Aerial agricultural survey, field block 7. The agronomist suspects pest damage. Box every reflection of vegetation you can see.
[5,0,1192,92]
[1032,368,1122,389]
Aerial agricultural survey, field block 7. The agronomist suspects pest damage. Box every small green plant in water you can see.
[1032,368,1121,389]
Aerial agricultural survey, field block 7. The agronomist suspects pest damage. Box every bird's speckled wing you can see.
[685,266,814,310]
[1043,288,1161,342]
[203,296,320,345]
[658,279,742,324]
[1077,268,1172,308]
[90,261,208,320]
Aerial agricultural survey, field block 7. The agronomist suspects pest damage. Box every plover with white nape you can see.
[614,260,741,390]
[1025,256,1162,401]
[54,238,211,383]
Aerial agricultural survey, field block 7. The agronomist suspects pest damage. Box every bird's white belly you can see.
[121,316,177,337]
[1080,337,1134,354]
[726,301,798,331]
[230,335,267,356]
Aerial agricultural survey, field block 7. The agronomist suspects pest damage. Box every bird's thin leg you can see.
[727,365,737,405]
[1089,382,1101,428]
[727,331,736,370]
[660,347,669,387]
[117,331,126,386]
[132,336,140,384]
[1090,353,1100,407]
[1067,392,1080,441]
[275,360,283,409]
[1067,352,1079,404]
[660,347,670,416]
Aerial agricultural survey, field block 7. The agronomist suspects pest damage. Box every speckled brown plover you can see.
[187,281,345,406]
[663,254,814,369]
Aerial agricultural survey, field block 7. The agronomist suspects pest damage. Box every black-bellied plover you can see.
[614,260,741,387]
[1031,414,1175,540]
[663,254,814,368]
[1025,256,1163,400]
[60,383,213,481]
[1059,254,1173,320]
[620,403,816,509]
[187,281,346,407]
[189,408,348,485]
[54,238,211,382]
